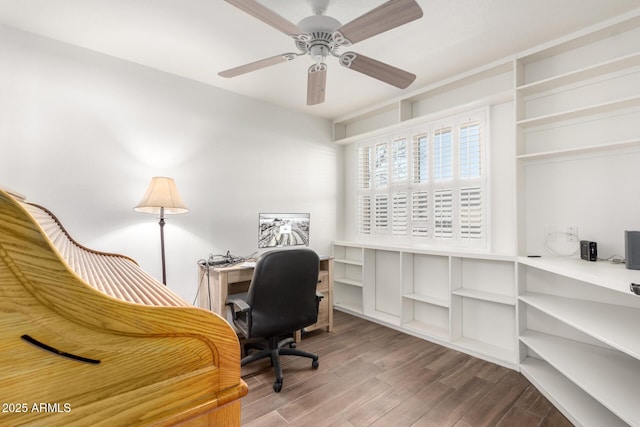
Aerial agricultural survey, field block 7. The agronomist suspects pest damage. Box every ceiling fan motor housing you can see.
[296,15,343,62]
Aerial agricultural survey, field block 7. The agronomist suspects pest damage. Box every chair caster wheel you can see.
[312,360,319,369]
[290,342,296,349]
[273,380,283,393]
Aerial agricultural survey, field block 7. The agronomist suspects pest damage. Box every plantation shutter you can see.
[358,195,371,234]
[412,134,428,184]
[392,138,408,183]
[375,194,389,231]
[354,108,487,248]
[411,191,429,238]
[460,187,483,239]
[392,192,408,235]
[375,143,388,188]
[358,146,372,189]
[434,189,453,238]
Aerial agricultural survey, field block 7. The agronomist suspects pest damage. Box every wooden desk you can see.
[197,257,333,339]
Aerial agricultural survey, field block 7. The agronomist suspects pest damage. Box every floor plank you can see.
[240,310,573,426]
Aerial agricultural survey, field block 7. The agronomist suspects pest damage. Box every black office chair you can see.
[226,248,321,392]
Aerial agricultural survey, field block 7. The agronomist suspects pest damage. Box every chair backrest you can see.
[246,248,320,338]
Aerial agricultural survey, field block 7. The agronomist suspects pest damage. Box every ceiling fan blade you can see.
[307,64,327,106]
[339,52,415,89]
[219,53,297,78]
[224,0,302,36]
[336,0,423,45]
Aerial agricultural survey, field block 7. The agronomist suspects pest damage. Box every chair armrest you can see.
[226,298,250,320]
[314,292,324,312]
[227,298,250,311]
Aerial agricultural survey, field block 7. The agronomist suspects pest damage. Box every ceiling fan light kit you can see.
[220,0,423,105]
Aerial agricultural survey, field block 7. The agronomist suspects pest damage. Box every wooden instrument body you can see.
[0,189,247,426]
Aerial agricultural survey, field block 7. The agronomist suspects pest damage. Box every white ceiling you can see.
[0,0,638,120]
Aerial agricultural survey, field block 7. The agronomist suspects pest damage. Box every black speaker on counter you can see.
[625,231,640,270]
[580,240,597,262]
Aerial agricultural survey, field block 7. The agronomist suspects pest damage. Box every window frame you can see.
[355,108,490,249]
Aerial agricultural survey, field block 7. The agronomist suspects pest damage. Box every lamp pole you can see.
[159,207,167,285]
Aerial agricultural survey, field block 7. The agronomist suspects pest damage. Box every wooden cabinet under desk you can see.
[197,257,333,339]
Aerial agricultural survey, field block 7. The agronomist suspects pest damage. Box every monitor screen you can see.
[258,213,310,248]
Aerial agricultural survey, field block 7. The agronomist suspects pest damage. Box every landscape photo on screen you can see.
[258,213,310,248]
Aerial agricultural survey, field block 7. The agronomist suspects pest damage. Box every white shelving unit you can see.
[334,8,640,426]
[401,252,451,341]
[514,11,640,425]
[450,257,518,363]
[332,241,518,368]
[518,257,640,426]
[519,358,628,427]
[514,14,640,160]
[332,244,364,315]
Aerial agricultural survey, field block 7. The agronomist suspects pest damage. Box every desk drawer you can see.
[225,269,254,283]
[317,271,329,292]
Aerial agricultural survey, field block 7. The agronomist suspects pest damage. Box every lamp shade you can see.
[134,177,189,215]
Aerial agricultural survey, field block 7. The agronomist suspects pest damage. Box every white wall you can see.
[0,25,341,303]
[524,148,640,258]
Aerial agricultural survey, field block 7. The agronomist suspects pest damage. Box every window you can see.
[356,109,488,248]
[412,134,428,184]
[374,143,388,188]
[460,123,481,179]
[392,138,408,183]
[433,128,453,182]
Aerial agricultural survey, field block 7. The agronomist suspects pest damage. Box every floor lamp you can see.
[134,177,189,285]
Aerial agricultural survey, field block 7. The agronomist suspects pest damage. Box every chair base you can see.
[241,336,319,392]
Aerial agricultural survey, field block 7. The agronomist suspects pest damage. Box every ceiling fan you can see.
[219,0,423,105]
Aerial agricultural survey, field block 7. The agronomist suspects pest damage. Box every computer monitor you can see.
[258,213,310,248]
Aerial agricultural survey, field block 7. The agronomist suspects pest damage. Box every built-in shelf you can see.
[334,258,363,266]
[516,138,640,160]
[520,330,640,426]
[333,278,363,288]
[520,292,640,360]
[333,240,514,262]
[451,288,516,305]
[516,11,640,65]
[402,293,448,308]
[333,243,365,320]
[333,302,363,315]
[520,357,628,427]
[403,320,449,340]
[333,241,517,369]
[452,337,514,365]
[517,52,640,96]
[516,95,640,128]
[518,256,640,295]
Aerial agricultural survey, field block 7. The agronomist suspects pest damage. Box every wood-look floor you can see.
[240,310,573,427]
